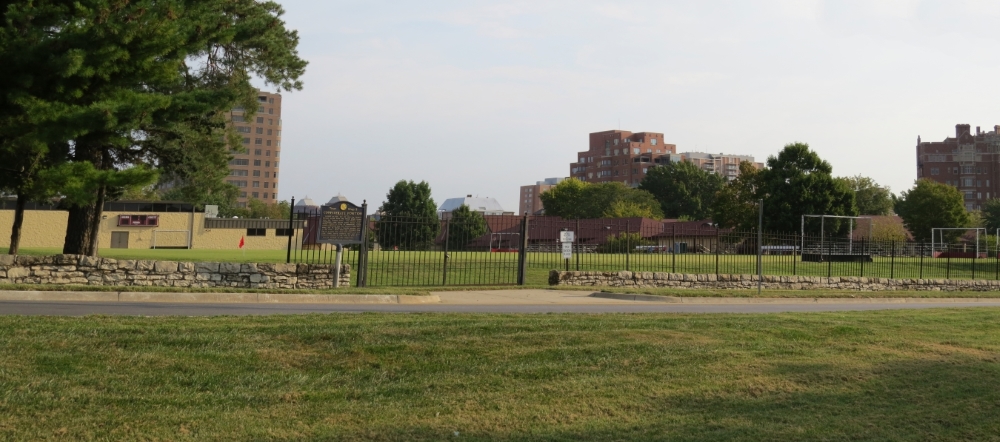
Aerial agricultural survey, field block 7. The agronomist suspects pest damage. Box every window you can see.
[275,228,291,236]
[254,149,262,155]
[277,130,281,137]
[246,228,266,236]
[930,167,940,175]
[258,96,267,102]
[117,215,158,227]
[646,149,651,153]
[252,170,261,177]
[269,119,274,125]
[252,191,260,198]
[978,192,982,199]
[275,151,280,158]
[256,117,264,124]
[229,159,249,166]
[229,169,248,176]
[242,138,250,145]
[231,116,245,122]
[964,178,973,187]
[268,98,274,104]
[266,150,271,156]
[963,165,974,174]
[228,180,247,188]
[614,139,619,145]
[258,106,264,112]
[276,141,281,147]
[254,159,261,166]
[651,138,657,146]
[265,171,270,178]
[264,182,269,188]
[265,161,270,167]
[614,149,619,155]
[237,126,250,133]
[266,140,271,146]
[254,138,262,145]
[928,154,946,162]
[240,192,247,198]
[274,172,278,178]
[643,168,648,173]
[633,148,639,155]
[978,180,982,187]
[252,181,260,188]
[268,108,274,114]
[256,127,263,134]
[275,161,279,167]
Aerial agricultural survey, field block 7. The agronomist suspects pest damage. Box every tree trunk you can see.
[85,184,107,256]
[7,193,27,255]
[63,204,97,255]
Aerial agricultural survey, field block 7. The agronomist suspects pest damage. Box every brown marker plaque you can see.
[318,201,365,244]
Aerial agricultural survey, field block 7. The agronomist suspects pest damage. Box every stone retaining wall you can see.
[550,270,1000,291]
[0,255,349,289]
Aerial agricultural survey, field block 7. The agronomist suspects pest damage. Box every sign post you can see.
[560,230,575,272]
[318,200,366,287]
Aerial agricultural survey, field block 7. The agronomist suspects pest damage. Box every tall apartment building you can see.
[519,177,564,215]
[227,91,283,207]
[916,124,1000,211]
[679,152,761,181]
[568,129,760,186]
[569,130,676,187]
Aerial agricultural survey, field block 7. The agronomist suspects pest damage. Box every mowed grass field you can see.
[4,310,1000,440]
[15,247,1000,287]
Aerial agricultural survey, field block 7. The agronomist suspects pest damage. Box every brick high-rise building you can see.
[568,129,760,186]
[227,91,283,207]
[570,130,677,187]
[916,124,1000,211]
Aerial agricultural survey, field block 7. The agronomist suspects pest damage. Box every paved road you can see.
[3,300,1000,315]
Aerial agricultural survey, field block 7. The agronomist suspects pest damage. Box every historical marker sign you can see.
[318,201,365,244]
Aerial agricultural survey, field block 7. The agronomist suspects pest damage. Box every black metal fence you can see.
[285,212,1000,287]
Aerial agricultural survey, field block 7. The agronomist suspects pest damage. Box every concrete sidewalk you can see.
[2,289,1000,306]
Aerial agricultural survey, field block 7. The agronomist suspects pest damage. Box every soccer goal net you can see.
[930,228,987,258]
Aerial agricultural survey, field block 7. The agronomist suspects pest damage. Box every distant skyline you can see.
[269,0,1000,212]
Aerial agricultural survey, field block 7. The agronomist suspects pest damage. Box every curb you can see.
[589,292,1000,304]
[0,290,440,304]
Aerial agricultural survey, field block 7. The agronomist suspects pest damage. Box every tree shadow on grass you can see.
[341,358,1000,442]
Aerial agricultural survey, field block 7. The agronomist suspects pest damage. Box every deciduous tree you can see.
[895,179,970,242]
[844,175,894,215]
[540,179,663,219]
[376,180,440,250]
[446,205,488,250]
[639,160,724,220]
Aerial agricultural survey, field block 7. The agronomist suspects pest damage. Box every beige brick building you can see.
[227,91,283,207]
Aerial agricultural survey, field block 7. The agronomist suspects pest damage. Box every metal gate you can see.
[287,206,527,287]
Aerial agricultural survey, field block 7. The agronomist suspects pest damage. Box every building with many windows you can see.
[227,91,283,207]
[568,129,760,186]
[916,124,1000,211]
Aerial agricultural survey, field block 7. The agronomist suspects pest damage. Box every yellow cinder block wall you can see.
[1,210,301,250]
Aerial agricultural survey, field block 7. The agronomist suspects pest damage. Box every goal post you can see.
[931,228,986,257]
[800,215,873,256]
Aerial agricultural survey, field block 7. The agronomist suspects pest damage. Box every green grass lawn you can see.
[3,310,1000,440]
[15,248,1000,287]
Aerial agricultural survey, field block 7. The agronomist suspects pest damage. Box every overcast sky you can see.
[269,0,1000,212]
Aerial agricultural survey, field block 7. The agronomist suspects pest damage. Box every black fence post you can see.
[285,197,295,263]
[793,232,797,276]
[919,241,924,279]
[715,226,720,276]
[859,237,865,278]
[973,240,977,280]
[946,244,951,280]
[625,219,631,272]
[671,223,676,273]
[358,201,369,288]
[827,234,832,279]
[576,219,581,271]
[442,218,450,286]
[890,240,895,279]
[517,215,529,285]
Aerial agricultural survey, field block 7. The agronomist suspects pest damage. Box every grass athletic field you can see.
[14,247,999,287]
[2,310,1000,440]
